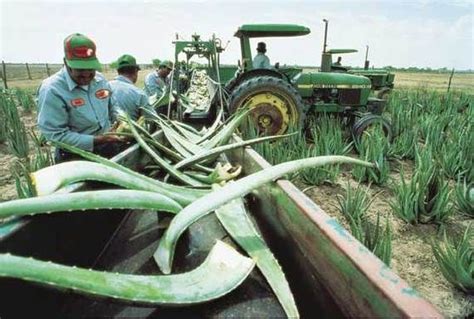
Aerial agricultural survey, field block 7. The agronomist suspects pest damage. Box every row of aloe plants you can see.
[0,106,373,318]
[248,90,472,295]
[0,89,53,199]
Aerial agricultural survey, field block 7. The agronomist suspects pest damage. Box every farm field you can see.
[0,71,472,317]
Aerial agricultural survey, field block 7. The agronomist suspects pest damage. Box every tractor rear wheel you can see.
[228,76,304,135]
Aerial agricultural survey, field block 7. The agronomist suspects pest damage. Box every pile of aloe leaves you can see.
[0,106,372,318]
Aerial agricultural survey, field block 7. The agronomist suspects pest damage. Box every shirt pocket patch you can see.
[70,98,85,107]
[95,89,110,99]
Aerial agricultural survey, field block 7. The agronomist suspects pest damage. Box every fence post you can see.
[25,63,32,80]
[447,68,455,93]
[45,63,51,77]
[1,60,7,89]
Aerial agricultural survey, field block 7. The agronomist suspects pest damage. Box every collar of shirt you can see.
[61,66,97,92]
[115,75,133,84]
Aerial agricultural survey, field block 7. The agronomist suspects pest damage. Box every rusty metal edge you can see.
[227,142,443,318]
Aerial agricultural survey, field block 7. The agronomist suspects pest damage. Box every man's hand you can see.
[93,134,124,145]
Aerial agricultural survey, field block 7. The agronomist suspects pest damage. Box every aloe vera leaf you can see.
[124,113,206,187]
[174,133,295,170]
[215,194,299,318]
[31,161,200,206]
[154,156,373,274]
[54,142,209,201]
[200,108,250,150]
[194,103,225,144]
[169,120,202,143]
[0,190,182,218]
[184,163,242,185]
[159,119,206,156]
[0,240,254,305]
[170,119,202,135]
[160,123,196,158]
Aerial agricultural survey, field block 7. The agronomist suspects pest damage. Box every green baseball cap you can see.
[116,54,140,70]
[159,60,174,70]
[64,33,102,71]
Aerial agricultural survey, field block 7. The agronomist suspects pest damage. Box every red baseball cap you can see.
[64,33,102,71]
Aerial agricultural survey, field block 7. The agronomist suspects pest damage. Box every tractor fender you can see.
[225,69,285,93]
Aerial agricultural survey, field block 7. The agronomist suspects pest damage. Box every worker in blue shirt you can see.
[109,54,156,121]
[144,60,173,97]
[252,42,272,69]
[37,33,122,162]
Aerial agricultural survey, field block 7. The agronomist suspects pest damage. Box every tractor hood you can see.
[296,72,371,89]
[234,24,311,38]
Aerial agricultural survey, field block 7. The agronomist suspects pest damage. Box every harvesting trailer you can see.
[173,24,391,139]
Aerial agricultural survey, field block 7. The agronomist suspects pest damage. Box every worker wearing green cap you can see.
[109,54,156,121]
[37,33,122,162]
[144,60,173,97]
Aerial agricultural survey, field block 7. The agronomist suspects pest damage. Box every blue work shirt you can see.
[144,70,167,97]
[253,52,271,69]
[37,67,118,151]
[109,75,156,120]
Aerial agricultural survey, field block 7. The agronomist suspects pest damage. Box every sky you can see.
[0,0,473,70]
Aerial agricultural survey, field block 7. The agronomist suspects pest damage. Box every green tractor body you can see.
[226,23,386,135]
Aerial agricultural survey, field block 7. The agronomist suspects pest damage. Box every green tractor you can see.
[225,23,391,139]
[318,19,395,99]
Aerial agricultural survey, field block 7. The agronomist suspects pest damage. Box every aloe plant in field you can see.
[14,88,35,113]
[432,225,473,293]
[300,116,351,185]
[336,183,391,265]
[336,182,372,228]
[391,146,452,224]
[0,92,30,158]
[454,179,473,218]
[352,126,390,185]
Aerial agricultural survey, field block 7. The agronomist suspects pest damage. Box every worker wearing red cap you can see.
[37,33,122,162]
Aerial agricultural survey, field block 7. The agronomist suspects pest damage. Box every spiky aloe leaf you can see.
[31,161,202,206]
[154,156,373,274]
[199,108,251,150]
[53,142,209,204]
[432,225,473,293]
[0,190,182,218]
[174,133,295,170]
[0,241,254,305]
[215,192,299,318]
[119,111,205,187]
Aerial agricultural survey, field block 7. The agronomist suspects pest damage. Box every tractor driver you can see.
[252,42,272,69]
[144,60,174,97]
[333,56,342,66]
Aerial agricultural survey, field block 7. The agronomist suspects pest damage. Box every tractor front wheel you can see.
[228,76,304,135]
[377,87,392,100]
[352,113,392,144]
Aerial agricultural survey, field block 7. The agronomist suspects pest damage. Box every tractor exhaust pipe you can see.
[364,45,370,69]
[322,19,328,53]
